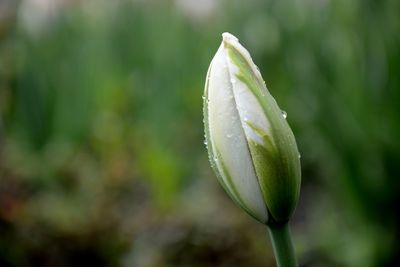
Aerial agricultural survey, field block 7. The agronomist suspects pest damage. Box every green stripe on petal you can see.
[246,120,296,223]
[225,42,301,223]
[247,139,295,223]
[245,120,276,153]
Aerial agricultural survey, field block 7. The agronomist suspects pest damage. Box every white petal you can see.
[223,32,274,148]
[207,43,268,222]
[229,64,272,146]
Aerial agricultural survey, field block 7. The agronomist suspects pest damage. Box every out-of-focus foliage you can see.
[0,0,399,266]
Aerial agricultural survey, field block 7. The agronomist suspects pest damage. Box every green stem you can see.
[267,222,298,267]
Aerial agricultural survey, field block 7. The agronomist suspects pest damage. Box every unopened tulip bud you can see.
[203,32,301,225]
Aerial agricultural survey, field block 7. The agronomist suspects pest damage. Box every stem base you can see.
[267,223,298,267]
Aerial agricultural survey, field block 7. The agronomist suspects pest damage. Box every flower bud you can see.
[203,32,301,224]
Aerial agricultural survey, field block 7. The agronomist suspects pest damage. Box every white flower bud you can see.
[203,32,301,224]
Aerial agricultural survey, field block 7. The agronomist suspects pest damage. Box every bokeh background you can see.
[1,0,400,266]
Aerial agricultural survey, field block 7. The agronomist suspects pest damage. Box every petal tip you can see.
[222,32,239,45]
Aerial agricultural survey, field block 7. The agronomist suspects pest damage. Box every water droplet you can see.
[202,96,206,100]
[230,78,236,84]
[226,133,233,138]
[298,154,301,159]
[243,117,249,122]
[281,110,287,119]
[203,140,208,145]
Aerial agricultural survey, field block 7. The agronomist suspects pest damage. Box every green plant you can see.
[203,32,301,267]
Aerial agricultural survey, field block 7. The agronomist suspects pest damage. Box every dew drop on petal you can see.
[226,133,233,138]
[281,110,287,119]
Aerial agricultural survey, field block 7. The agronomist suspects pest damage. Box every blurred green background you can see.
[0,0,400,266]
